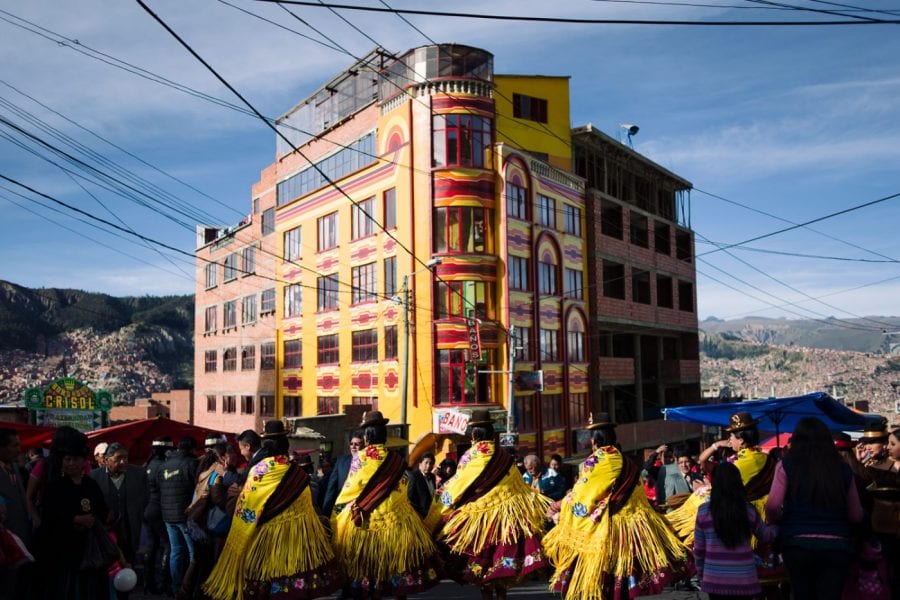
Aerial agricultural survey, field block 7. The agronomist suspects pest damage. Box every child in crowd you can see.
[694,462,776,600]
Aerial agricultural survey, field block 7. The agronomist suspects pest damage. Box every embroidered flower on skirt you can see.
[440,490,453,507]
[245,563,339,598]
[572,502,589,517]
[240,508,257,523]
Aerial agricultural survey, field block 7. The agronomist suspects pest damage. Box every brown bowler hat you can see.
[586,411,616,430]
[360,410,389,428]
[260,420,288,439]
[724,411,760,433]
[859,425,889,443]
[467,409,493,427]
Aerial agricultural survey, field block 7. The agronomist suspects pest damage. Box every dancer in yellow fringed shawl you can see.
[665,411,776,546]
[331,411,440,598]
[203,420,339,600]
[543,412,686,600]
[433,409,550,600]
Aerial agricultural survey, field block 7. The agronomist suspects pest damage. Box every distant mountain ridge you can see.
[700,315,900,354]
[700,317,900,414]
[0,281,194,404]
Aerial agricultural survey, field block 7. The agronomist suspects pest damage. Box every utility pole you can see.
[399,258,441,431]
[480,325,519,451]
[506,325,517,442]
[399,275,411,428]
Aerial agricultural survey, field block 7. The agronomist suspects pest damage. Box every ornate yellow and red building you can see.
[193,44,698,459]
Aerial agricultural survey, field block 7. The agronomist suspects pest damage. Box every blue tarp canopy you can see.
[662,392,884,436]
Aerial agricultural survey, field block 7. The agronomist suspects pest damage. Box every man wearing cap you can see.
[667,411,776,545]
[203,420,338,600]
[93,441,109,470]
[434,409,549,599]
[330,410,439,597]
[544,412,685,599]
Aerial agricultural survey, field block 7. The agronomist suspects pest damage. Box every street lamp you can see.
[398,258,442,428]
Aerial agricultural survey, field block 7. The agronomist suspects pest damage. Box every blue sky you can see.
[1,0,898,322]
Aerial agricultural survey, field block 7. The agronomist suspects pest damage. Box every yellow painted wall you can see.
[273,95,441,447]
[493,75,572,170]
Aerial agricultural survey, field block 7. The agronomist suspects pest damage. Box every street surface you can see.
[132,580,706,599]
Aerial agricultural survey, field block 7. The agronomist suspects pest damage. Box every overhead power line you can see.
[694,230,897,330]
[695,240,900,263]
[254,0,900,25]
[694,187,899,263]
[696,189,900,258]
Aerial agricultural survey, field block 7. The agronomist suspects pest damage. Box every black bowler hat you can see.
[586,411,616,430]
[724,411,760,433]
[360,410,389,427]
[261,420,288,439]
[467,409,493,427]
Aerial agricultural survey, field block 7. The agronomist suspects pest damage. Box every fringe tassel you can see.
[545,492,686,600]
[665,492,706,545]
[748,495,769,549]
[334,502,436,582]
[245,495,334,580]
[423,500,443,534]
[442,485,549,554]
[203,519,256,600]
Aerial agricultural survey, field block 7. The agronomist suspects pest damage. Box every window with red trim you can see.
[317,334,339,365]
[514,395,536,431]
[435,349,475,405]
[541,394,563,429]
[432,114,492,168]
[317,397,339,415]
[351,263,377,304]
[351,329,378,363]
[284,339,302,369]
[433,206,487,253]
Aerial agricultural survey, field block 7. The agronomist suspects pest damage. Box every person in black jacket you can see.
[91,442,148,599]
[157,436,199,595]
[37,428,109,599]
[143,435,173,595]
[321,430,363,518]
[407,452,437,518]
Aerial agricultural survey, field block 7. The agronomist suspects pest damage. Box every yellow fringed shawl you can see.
[438,441,549,554]
[543,446,686,600]
[665,447,771,545]
[203,456,333,600]
[331,444,436,583]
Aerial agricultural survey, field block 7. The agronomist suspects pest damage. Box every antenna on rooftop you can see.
[619,123,639,148]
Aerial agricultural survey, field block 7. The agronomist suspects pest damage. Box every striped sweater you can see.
[693,502,777,596]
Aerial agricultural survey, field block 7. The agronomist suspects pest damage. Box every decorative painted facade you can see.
[192,44,698,459]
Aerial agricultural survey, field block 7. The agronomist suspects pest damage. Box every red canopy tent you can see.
[86,417,235,465]
[0,421,57,449]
